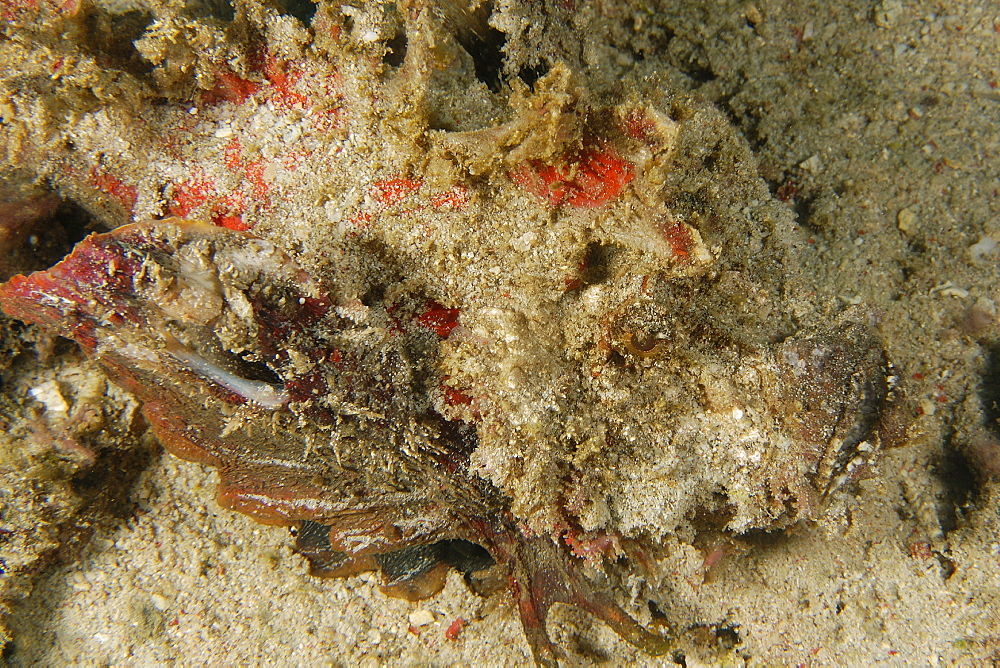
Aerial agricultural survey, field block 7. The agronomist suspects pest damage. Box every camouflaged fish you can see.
[0,215,890,663]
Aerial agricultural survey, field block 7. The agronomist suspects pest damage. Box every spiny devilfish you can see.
[0,216,888,664]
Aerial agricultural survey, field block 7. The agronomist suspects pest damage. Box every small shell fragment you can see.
[408,609,435,627]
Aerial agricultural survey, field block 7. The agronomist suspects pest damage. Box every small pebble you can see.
[873,0,902,28]
[968,236,998,264]
[919,398,936,416]
[29,380,69,415]
[939,286,969,299]
[896,208,916,234]
[408,609,435,627]
[70,572,91,591]
[799,154,823,173]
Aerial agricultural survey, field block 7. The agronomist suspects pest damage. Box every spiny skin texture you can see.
[0,220,488,537]
[0,218,889,663]
[0,220,677,663]
[0,0,894,662]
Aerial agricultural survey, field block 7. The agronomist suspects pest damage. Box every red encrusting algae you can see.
[373,177,423,206]
[168,177,216,218]
[657,217,695,261]
[510,144,634,208]
[90,168,138,212]
[445,617,466,641]
[202,69,262,105]
[416,300,460,338]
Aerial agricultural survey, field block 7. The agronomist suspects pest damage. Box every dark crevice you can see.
[360,283,387,308]
[184,0,233,21]
[0,192,94,283]
[648,599,669,621]
[738,525,793,548]
[437,0,507,92]
[934,429,978,533]
[689,496,737,534]
[382,30,407,67]
[701,145,722,171]
[980,343,1000,439]
[934,551,957,579]
[440,538,494,574]
[789,192,820,233]
[607,349,627,368]
[78,8,156,78]
[460,27,508,93]
[434,416,479,461]
[276,0,317,26]
[433,0,550,92]
[55,201,96,246]
[678,61,716,83]
[517,60,550,89]
[579,242,621,286]
[714,624,740,649]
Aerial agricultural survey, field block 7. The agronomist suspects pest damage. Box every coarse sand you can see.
[2,0,999,665]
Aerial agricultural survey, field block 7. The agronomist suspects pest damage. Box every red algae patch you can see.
[510,144,635,208]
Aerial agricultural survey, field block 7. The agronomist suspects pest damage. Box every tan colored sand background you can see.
[2,0,999,665]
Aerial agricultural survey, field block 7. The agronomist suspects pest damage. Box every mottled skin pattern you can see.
[0,219,680,663]
[0,216,892,663]
[0,14,892,659]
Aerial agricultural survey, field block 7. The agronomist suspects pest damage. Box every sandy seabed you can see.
[2,0,999,665]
